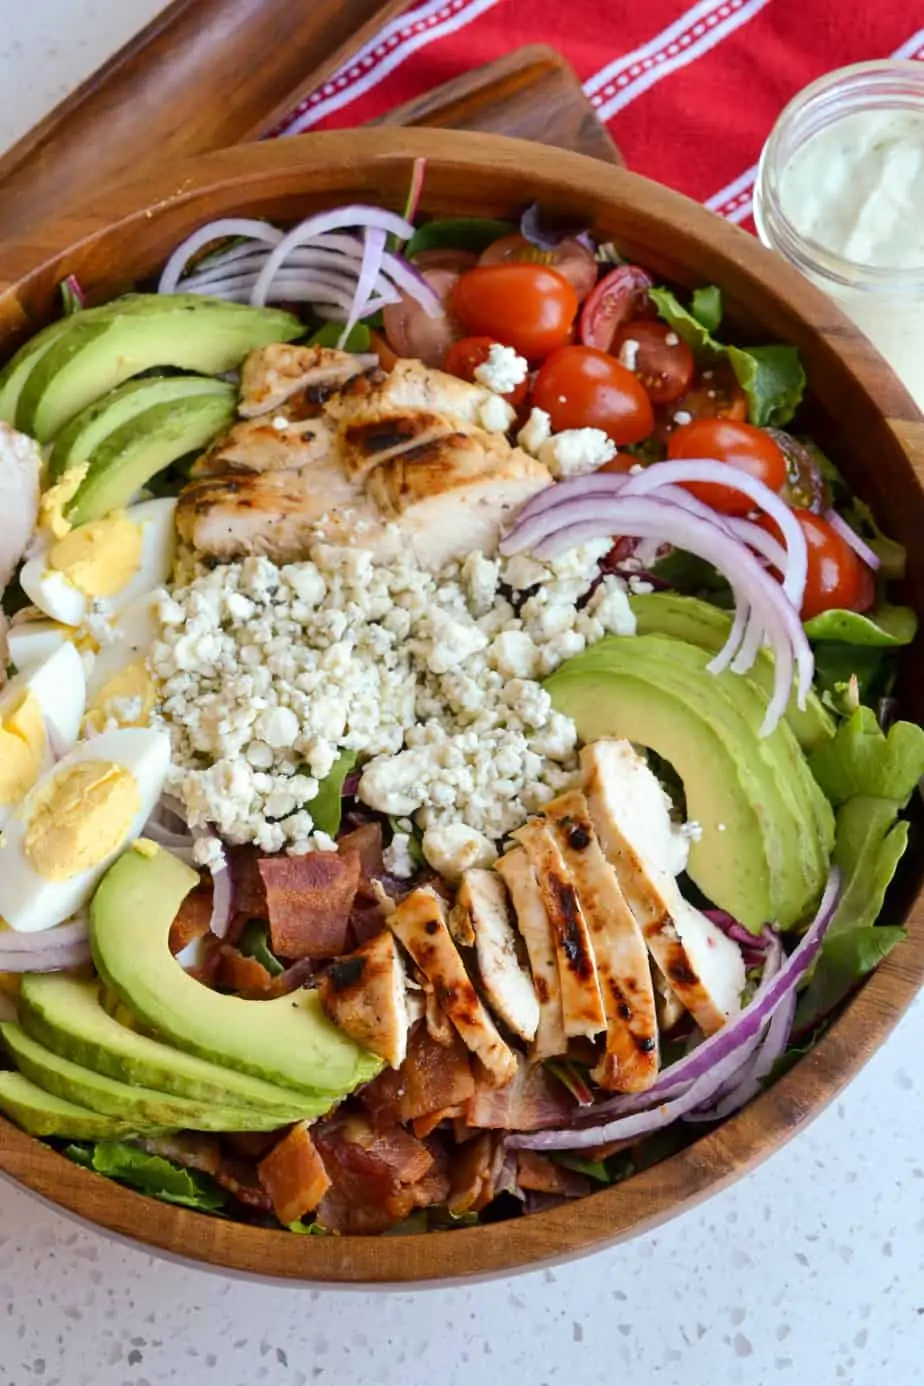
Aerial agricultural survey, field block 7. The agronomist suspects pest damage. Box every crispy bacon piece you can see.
[516,1150,591,1198]
[138,1133,272,1210]
[318,931,410,1069]
[447,1132,506,1214]
[227,846,268,918]
[466,1053,573,1133]
[257,1121,332,1225]
[339,823,385,877]
[361,1022,475,1126]
[213,945,275,997]
[168,884,213,956]
[412,1103,468,1140]
[259,850,361,960]
[314,1113,445,1235]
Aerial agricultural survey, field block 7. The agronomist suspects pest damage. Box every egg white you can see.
[0,642,87,828]
[84,593,159,719]
[5,620,72,677]
[20,498,177,628]
[0,727,171,933]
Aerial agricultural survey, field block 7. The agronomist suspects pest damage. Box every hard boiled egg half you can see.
[19,497,176,629]
[83,593,160,733]
[0,642,86,822]
[0,728,170,932]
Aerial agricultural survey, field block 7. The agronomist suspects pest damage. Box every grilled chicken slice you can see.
[513,821,607,1041]
[192,415,335,477]
[0,424,41,593]
[176,458,383,561]
[388,886,518,1086]
[581,740,746,1035]
[337,410,455,483]
[496,848,566,1061]
[318,929,410,1070]
[327,358,514,433]
[239,344,371,418]
[456,868,540,1044]
[543,790,659,1092]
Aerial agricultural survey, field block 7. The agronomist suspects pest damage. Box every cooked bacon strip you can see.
[361,1023,475,1126]
[388,887,518,1086]
[168,884,213,956]
[259,850,361,960]
[495,848,566,1061]
[314,1113,444,1235]
[257,1121,331,1225]
[137,1133,271,1210]
[214,944,275,997]
[338,823,385,877]
[318,930,409,1069]
[227,846,268,917]
[456,868,539,1043]
[412,1102,469,1140]
[512,822,607,1041]
[516,1150,592,1198]
[544,791,659,1093]
[466,1052,573,1133]
[447,1131,505,1214]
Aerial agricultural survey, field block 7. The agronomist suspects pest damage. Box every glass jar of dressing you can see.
[754,61,924,412]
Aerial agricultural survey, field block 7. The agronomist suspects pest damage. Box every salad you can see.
[0,176,921,1237]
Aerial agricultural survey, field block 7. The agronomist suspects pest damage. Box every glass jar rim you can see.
[755,59,924,294]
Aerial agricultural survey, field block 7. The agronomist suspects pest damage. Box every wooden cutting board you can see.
[0,0,619,239]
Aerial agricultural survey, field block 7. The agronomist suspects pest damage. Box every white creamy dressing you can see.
[776,107,924,409]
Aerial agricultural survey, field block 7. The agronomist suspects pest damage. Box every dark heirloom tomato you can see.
[383,267,463,366]
[611,320,695,404]
[657,359,748,438]
[759,509,876,620]
[450,263,578,360]
[443,336,529,404]
[578,264,655,351]
[668,418,787,515]
[478,234,598,300]
[532,344,654,445]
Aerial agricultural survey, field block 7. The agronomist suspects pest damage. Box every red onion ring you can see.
[825,509,880,571]
[158,219,284,294]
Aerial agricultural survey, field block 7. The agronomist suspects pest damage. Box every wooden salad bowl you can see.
[0,129,922,1285]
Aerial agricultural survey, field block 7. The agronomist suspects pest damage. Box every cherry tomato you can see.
[758,509,875,620]
[611,320,695,404]
[578,265,655,352]
[532,344,655,445]
[765,428,828,513]
[410,248,479,273]
[450,264,578,360]
[383,267,463,366]
[443,336,529,404]
[668,418,787,515]
[656,360,749,439]
[478,234,598,300]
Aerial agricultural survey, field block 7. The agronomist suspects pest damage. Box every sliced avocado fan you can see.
[0,1069,147,1141]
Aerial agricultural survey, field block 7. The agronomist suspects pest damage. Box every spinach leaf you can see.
[238,919,284,977]
[307,322,372,352]
[404,217,516,259]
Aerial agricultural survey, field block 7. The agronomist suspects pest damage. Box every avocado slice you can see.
[15,294,301,442]
[0,1022,295,1132]
[47,374,234,484]
[64,386,236,525]
[90,845,382,1095]
[546,636,832,929]
[0,1069,150,1140]
[19,975,313,1118]
[628,592,835,752]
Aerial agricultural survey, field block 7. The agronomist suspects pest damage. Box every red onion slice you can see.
[825,509,880,571]
[684,987,798,1123]
[207,856,233,939]
[0,942,92,973]
[341,227,388,345]
[0,916,89,955]
[511,872,839,1150]
[250,206,415,308]
[158,219,285,294]
[379,250,444,318]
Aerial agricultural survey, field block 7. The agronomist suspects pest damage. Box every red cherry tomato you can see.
[450,264,578,360]
[655,360,749,440]
[532,344,655,445]
[443,336,529,404]
[383,267,463,366]
[578,264,655,351]
[410,248,479,273]
[478,234,598,300]
[667,418,787,516]
[758,509,875,620]
[611,320,695,404]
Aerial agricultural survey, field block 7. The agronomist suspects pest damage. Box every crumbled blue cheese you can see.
[421,824,498,880]
[478,394,515,433]
[473,343,528,395]
[382,832,417,879]
[517,406,552,456]
[538,428,616,478]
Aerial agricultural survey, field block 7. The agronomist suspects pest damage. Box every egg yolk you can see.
[48,515,142,598]
[24,759,140,882]
[84,660,156,734]
[39,463,89,539]
[0,691,46,805]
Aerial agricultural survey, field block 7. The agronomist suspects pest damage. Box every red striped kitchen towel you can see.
[270,2,923,233]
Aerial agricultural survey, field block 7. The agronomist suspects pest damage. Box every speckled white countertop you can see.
[0,6,922,1383]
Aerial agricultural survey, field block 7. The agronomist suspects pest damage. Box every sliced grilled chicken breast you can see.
[239,344,370,418]
[318,930,410,1070]
[337,410,456,482]
[327,358,514,433]
[513,821,607,1041]
[192,415,335,477]
[543,790,659,1092]
[456,868,540,1044]
[0,424,41,593]
[388,886,518,1086]
[581,740,746,1035]
[495,848,566,1060]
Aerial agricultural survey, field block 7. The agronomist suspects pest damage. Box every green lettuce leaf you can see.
[238,919,283,977]
[808,706,924,807]
[404,217,516,258]
[795,795,909,1030]
[549,1153,611,1184]
[85,1142,227,1211]
[691,284,723,333]
[803,603,917,647]
[287,1219,331,1235]
[311,750,358,836]
[843,498,906,580]
[307,322,372,352]
[649,286,806,427]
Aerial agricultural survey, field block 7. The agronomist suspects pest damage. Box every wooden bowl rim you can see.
[0,127,921,1286]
